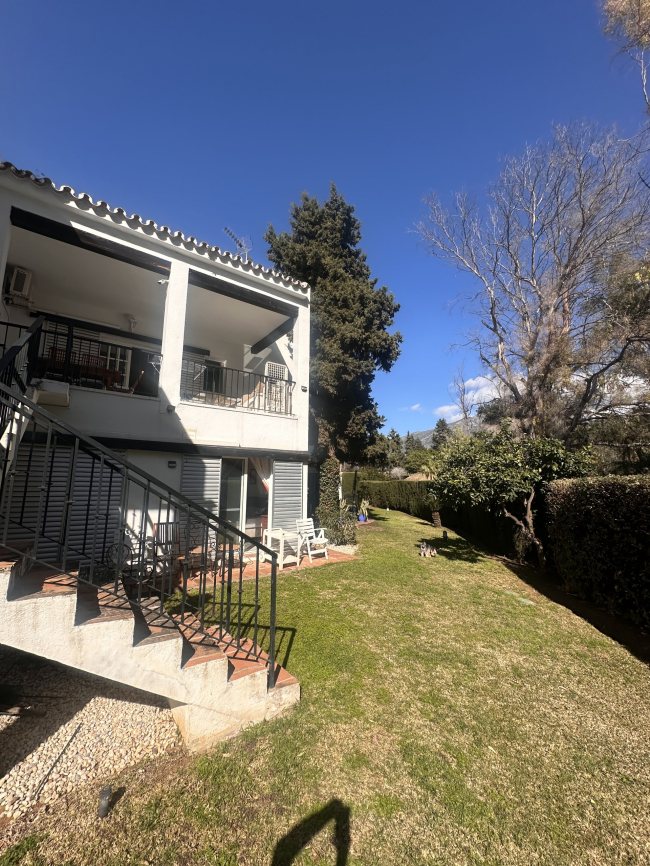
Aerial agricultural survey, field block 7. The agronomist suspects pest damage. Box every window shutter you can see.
[271,461,303,531]
[181,456,221,516]
[5,442,124,563]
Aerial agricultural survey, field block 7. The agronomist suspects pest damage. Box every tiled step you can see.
[172,611,295,687]
[183,642,225,668]
[228,655,267,681]
[272,664,299,690]
[7,564,78,601]
[0,540,33,567]
[75,581,134,626]
[131,596,183,647]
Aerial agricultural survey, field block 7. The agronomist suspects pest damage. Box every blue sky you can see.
[0,0,644,434]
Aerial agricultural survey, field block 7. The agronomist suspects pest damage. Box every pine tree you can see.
[404,432,423,455]
[431,418,451,449]
[387,428,405,469]
[264,184,402,463]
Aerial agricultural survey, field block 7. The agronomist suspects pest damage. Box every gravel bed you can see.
[0,646,181,823]
[329,543,358,556]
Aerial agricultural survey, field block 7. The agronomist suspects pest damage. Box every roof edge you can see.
[0,162,310,295]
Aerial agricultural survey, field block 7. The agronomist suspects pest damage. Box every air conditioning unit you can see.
[7,267,33,301]
[265,362,287,380]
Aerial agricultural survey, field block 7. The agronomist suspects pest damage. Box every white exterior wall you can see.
[0,172,310,457]
[45,388,304,452]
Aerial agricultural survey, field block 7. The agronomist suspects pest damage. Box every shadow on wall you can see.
[271,799,351,866]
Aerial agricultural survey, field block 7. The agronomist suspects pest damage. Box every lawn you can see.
[3,509,650,865]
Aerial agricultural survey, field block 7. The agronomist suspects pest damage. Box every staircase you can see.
[0,324,299,751]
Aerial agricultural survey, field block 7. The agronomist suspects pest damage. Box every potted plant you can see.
[358,499,370,522]
[428,493,442,527]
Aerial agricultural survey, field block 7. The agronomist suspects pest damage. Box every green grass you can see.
[4,510,650,865]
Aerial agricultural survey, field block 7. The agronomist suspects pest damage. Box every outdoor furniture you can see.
[45,346,76,379]
[241,380,265,410]
[153,521,182,576]
[78,353,118,389]
[262,527,301,570]
[296,518,328,564]
[110,368,145,394]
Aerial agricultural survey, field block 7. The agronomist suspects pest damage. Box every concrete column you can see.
[158,260,189,411]
[0,194,13,310]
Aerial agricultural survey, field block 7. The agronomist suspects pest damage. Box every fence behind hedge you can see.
[546,476,650,629]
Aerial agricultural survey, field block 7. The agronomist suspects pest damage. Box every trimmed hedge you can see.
[547,476,650,629]
[358,480,436,522]
[358,480,527,558]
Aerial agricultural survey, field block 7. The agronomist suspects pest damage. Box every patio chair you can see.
[78,353,108,387]
[296,518,329,564]
[45,346,77,380]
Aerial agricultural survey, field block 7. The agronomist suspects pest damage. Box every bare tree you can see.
[450,363,474,421]
[417,124,650,438]
[604,0,650,110]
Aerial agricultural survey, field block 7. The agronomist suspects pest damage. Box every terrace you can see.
[2,208,301,418]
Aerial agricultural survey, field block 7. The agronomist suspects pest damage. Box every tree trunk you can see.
[503,489,545,572]
[431,510,442,527]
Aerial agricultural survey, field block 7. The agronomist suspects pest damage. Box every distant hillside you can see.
[402,417,482,448]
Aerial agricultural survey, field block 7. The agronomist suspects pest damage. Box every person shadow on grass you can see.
[271,798,351,865]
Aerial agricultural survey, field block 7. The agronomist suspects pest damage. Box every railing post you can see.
[62,323,73,384]
[267,553,277,689]
[60,437,79,573]
[226,539,233,634]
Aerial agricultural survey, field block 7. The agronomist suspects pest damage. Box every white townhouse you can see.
[0,162,311,542]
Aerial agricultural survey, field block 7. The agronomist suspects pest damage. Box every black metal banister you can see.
[0,316,45,375]
[181,357,294,415]
[0,380,279,687]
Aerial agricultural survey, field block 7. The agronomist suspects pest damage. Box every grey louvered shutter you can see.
[272,462,303,531]
[181,456,221,517]
[6,441,124,564]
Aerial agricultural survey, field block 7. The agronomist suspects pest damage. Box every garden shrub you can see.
[316,458,356,546]
[546,476,650,628]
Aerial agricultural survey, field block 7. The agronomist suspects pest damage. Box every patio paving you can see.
[186,547,357,587]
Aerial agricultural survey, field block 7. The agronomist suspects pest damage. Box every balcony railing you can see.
[34,324,161,398]
[181,358,294,415]
[0,319,295,415]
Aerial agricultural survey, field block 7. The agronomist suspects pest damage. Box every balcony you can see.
[34,322,161,398]
[25,321,295,416]
[180,357,294,415]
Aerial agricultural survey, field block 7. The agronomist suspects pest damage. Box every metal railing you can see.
[0,380,279,687]
[35,323,160,397]
[181,358,294,415]
[0,317,45,433]
[0,321,29,358]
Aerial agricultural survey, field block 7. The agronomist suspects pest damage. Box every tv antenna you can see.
[223,227,252,261]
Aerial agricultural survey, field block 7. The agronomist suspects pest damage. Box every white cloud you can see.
[399,403,423,412]
[463,376,501,405]
[434,375,501,421]
[433,404,463,422]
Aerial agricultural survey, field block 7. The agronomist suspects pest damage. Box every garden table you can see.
[262,527,301,570]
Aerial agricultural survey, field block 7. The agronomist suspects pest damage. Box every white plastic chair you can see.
[296,518,329,564]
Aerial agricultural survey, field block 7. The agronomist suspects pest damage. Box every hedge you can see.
[357,480,436,522]
[358,480,527,558]
[546,476,650,629]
